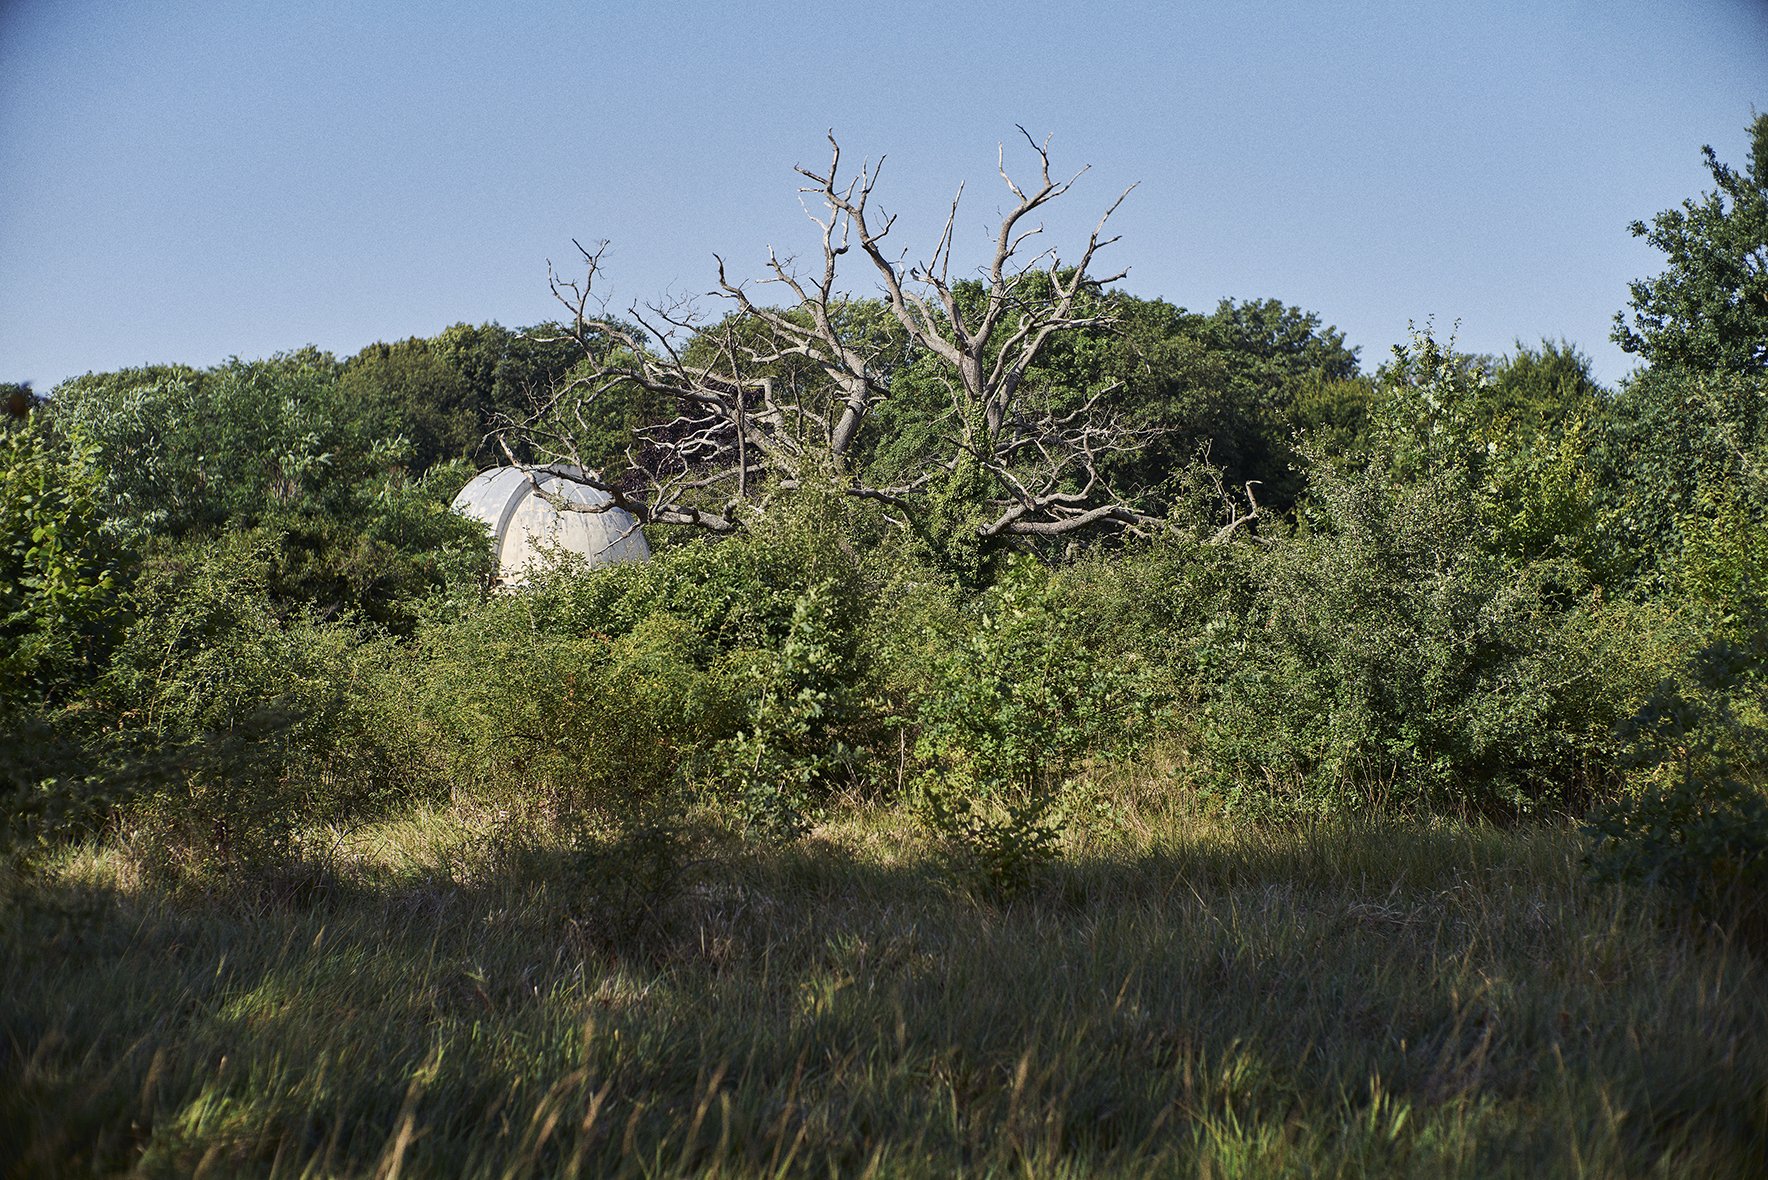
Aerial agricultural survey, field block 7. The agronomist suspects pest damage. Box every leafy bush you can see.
[1584,422,1768,912]
[913,558,1143,896]
[47,354,495,632]
[716,580,860,841]
[0,418,140,895]
[1587,368,1768,590]
[48,350,388,540]
[250,459,496,632]
[102,534,429,883]
[1585,634,1768,926]
[1673,482,1768,633]
[409,604,745,813]
[516,490,873,656]
[0,708,167,906]
[474,491,895,834]
[1190,333,1676,817]
[0,420,128,707]
[398,601,756,947]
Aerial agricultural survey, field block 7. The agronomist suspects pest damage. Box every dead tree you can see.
[493,131,1202,544]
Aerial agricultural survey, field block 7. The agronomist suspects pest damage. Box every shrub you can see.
[46,350,390,540]
[409,604,745,814]
[0,708,167,907]
[1587,368,1768,590]
[1189,332,1676,817]
[101,533,428,883]
[1193,467,1652,816]
[516,487,874,656]
[1585,633,1768,929]
[1673,482,1768,635]
[912,558,1144,897]
[251,459,496,633]
[0,420,128,708]
[387,577,790,951]
[446,492,896,836]
[715,580,861,841]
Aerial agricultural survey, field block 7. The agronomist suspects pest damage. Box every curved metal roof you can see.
[450,465,649,585]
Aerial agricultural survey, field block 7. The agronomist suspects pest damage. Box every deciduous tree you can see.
[1613,112,1768,377]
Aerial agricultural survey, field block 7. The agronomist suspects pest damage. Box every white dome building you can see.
[450,465,650,586]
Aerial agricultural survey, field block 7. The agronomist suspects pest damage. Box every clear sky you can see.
[2,0,1764,392]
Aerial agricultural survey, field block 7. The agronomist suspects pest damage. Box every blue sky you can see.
[2,0,1764,391]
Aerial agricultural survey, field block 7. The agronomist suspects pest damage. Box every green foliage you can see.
[1104,296,1361,502]
[1613,112,1768,377]
[47,363,204,407]
[3,380,42,421]
[0,707,169,902]
[990,292,1363,513]
[1,415,139,895]
[1585,633,1768,923]
[1199,297,1365,507]
[1644,563,1768,940]
[717,580,858,841]
[337,322,593,473]
[1361,329,1497,484]
[1051,522,1248,677]
[0,715,86,890]
[1594,110,1768,593]
[47,351,494,629]
[22,119,1768,924]
[1289,376,1382,462]
[1045,295,1241,506]
[857,289,1362,560]
[913,558,1141,896]
[1674,483,1768,631]
[1201,297,1364,398]
[102,534,430,883]
[0,418,128,707]
[1484,338,1606,434]
[1292,338,1602,515]
[692,301,910,461]
[1362,331,1601,570]
[405,318,650,472]
[408,605,738,936]
[516,492,872,657]
[429,320,585,431]
[896,449,1008,588]
[1194,333,1665,816]
[252,460,496,633]
[415,494,885,847]
[338,338,480,472]
[1589,367,1768,587]
[1484,415,1603,572]
[47,348,387,539]
[409,604,744,813]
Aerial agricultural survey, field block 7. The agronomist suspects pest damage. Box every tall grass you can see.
[4,775,1765,1178]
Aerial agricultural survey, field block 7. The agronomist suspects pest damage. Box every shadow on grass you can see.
[4,809,1765,1177]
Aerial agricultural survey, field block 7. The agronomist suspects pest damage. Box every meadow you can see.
[6,765,1765,1178]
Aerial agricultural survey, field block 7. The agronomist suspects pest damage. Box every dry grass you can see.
[4,771,1765,1178]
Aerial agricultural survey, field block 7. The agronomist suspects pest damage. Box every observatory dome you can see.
[450,465,649,586]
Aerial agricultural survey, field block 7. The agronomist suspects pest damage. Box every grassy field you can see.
[4,771,1765,1178]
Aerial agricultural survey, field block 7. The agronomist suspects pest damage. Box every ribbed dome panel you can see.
[450,465,649,585]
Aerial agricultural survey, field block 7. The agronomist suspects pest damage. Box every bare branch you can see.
[495,133,1156,550]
